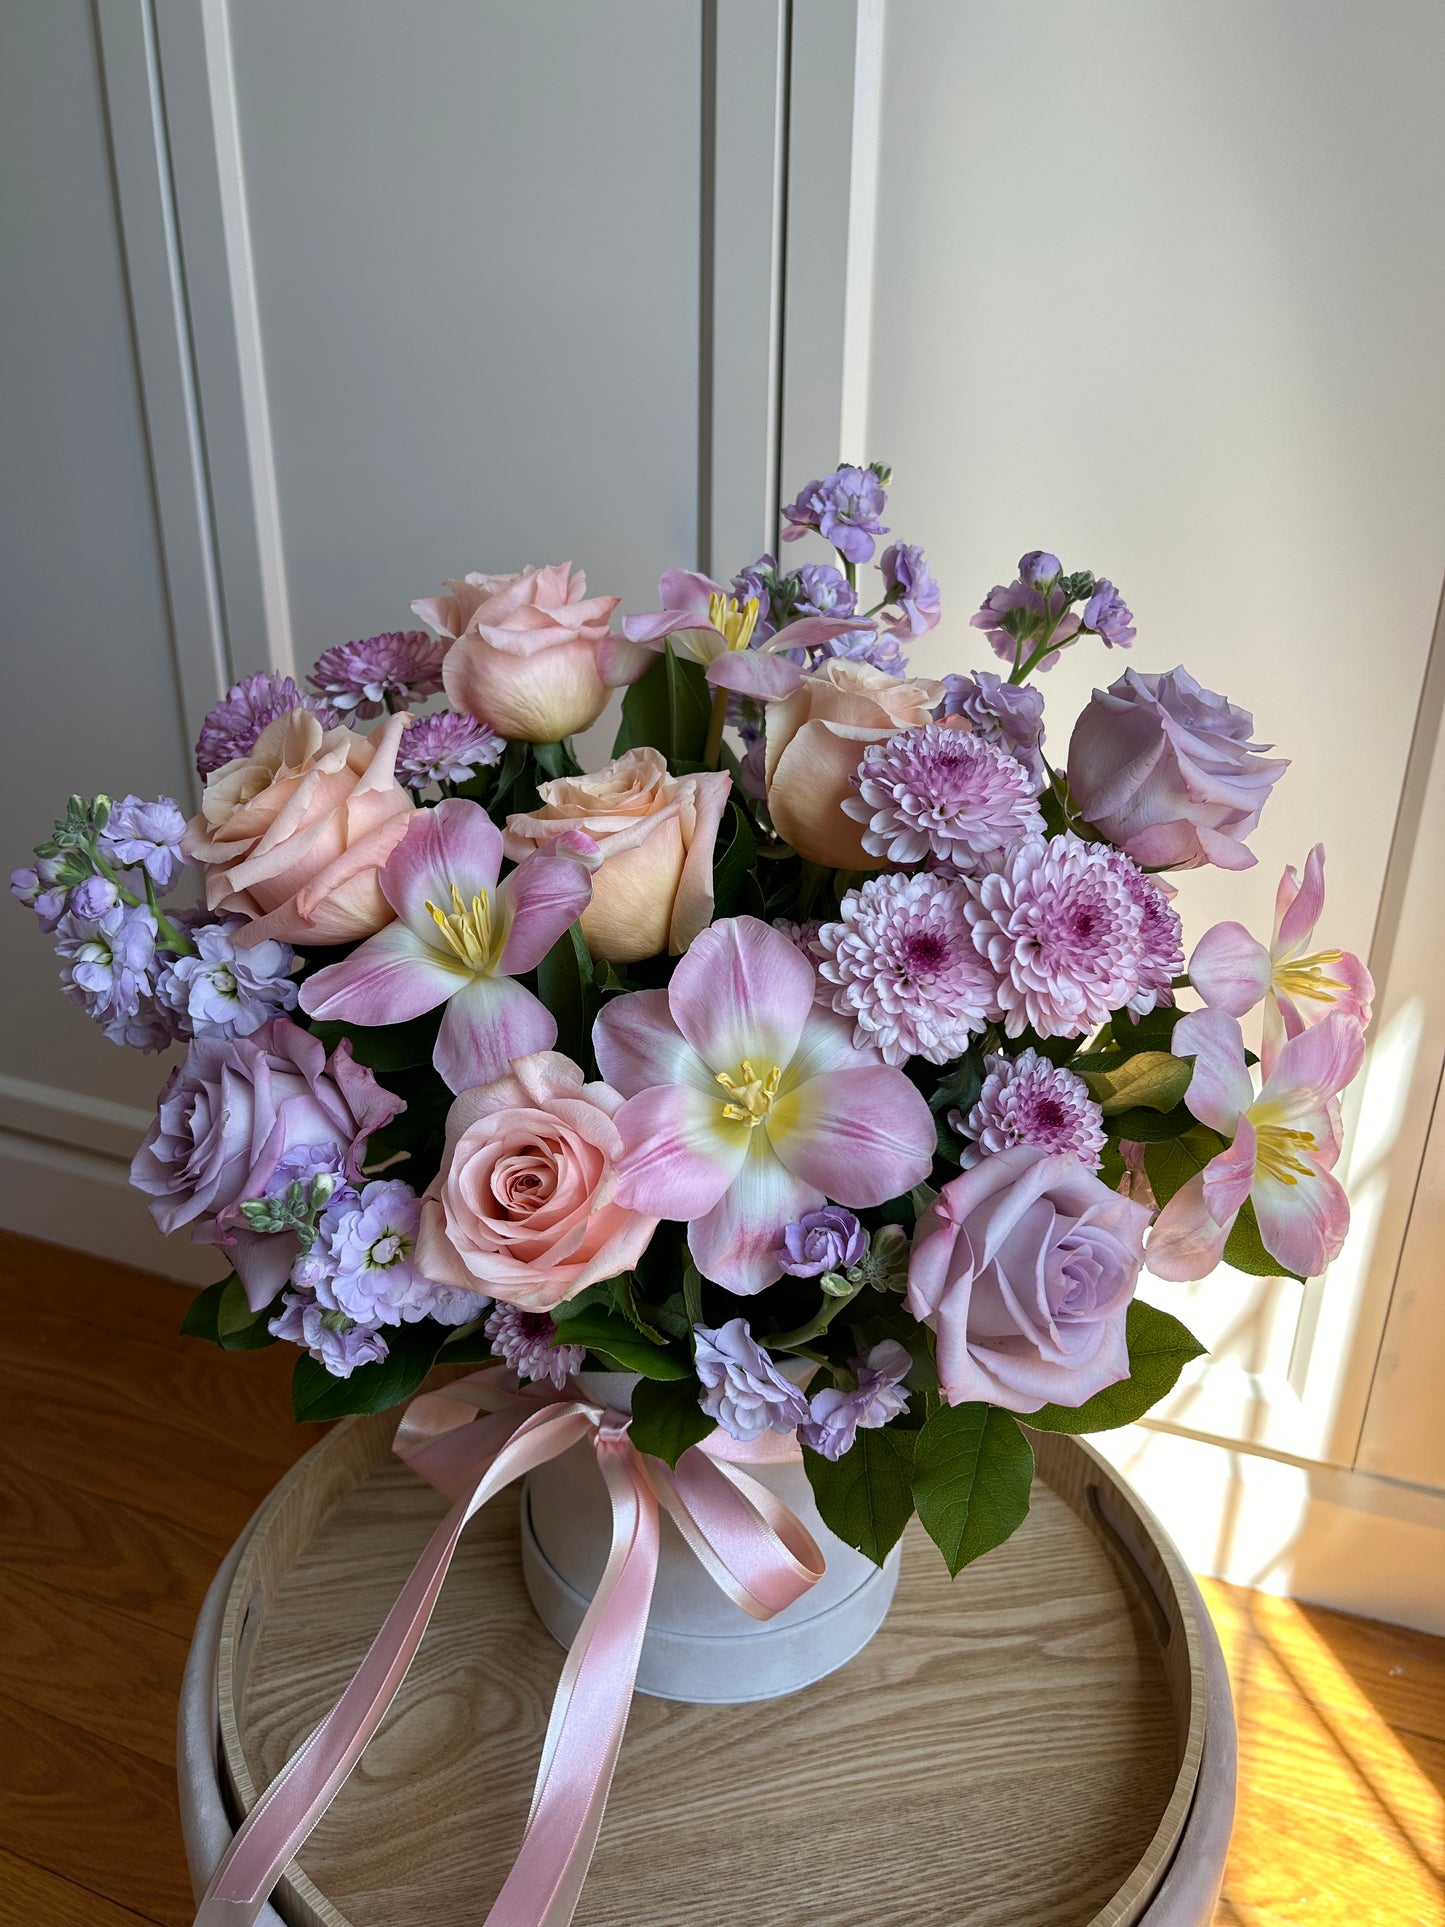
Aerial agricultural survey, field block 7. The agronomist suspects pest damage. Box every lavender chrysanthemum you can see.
[485,1304,582,1390]
[955,1049,1107,1170]
[781,466,890,564]
[308,629,448,719]
[99,795,188,890]
[938,670,1047,792]
[1104,852,1183,1015]
[799,1341,912,1461]
[694,1319,809,1441]
[155,916,297,1040]
[844,724,1044,868]
[816,871,999,1065]
[56,903,157,1023]
[195,673,340,777]
[270,1289,389,1378]
[395,711,505,790]
[965,832,1148,1039]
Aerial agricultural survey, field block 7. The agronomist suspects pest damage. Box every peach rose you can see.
[764,659,944,869]
[416,1051,657,1311]
[501,749,732,964]
[420,563,620,743]
[183,708,414,947]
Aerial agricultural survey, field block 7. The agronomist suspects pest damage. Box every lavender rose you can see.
[905,1144,1149,1412]
[776,1207,867,1278]
[1067,666,1289,872]
[130,1017,403,1308]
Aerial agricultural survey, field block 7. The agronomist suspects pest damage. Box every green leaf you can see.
[613,643,713,766]
[911,1403,1034,1576]
[549,1280,615,1324]
[682,1261,705,1329]
[1222,1194,1303,1281]
[711,801,757,920]
[179,1278,226,1345]
[1143,1123,1227,1209]
[1076,1049,1193,1116]
[535,921,593,1065]
[438,1318,495,1363]
[1103,1101,1198,1143]
[484,738,535,816]
[1021,1300,1207,1434]
[182,1275,278,1350]
[1110,1004,1185,1056]
[609,1272,669,1345]
[549,1304,691,1378]
[291,1320,444,1421]
[306,1010,440,1071]
[628,1375,715,1467]
[532,739,583,780]
[803,1425,918,1566]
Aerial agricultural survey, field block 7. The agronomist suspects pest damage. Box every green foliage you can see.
[1222,1195,1303,1281]
[180,1275,279,1351]
[803,1425,918,1566]
[911,1402,1034,1576]
[628,1375,716,1467]
[536,921,595,1066]
[307,1010,440,1071]
[1074,1049,1193,1116]
[532,739,583,781]
[1109,1003,1185,1056]
[613,644,713,766]
[609,1271,669,1345]
[1102,1101,1197,1144]
[291,1320,444,1421]
[1021,1300,1207,1435]
[550,1303,691,1377]
[1142,1123,1227,1209]
[711,801,758,920]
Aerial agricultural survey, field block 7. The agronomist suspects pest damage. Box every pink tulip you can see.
[1188,844,1373,1074]
[1146,1006,1364,1283]
[299,798,598,1093]
[593,915,936,1293]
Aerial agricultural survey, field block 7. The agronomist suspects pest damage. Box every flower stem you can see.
[141,871,194,955]
[703,686,729,771]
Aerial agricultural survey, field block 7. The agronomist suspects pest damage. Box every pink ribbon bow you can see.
[194,1368,826,1927]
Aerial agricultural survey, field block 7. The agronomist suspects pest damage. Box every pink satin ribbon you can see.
[194,1369,826,1927]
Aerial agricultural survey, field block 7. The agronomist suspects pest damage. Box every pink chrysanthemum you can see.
[309,630,448,719]
[195,673,339,777]
[395,711,505,790]
[484,1303,583,1390]
[954,1048,1106,1169]
[843,723,1044,868]
[816,871,1000,1065]
[965,832,1146,1039]
[1104,851,1184,1016]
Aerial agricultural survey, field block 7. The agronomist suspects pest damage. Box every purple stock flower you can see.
[955,1049,1106,1170]
[938,670,1048,793]
[791,564,857,621]
[1081,578,1135,649]
[69,875,120,921]
[1020,551,1062,588]
[812,627,910,678]
[777,1206,867,1278]
[308,1179,438,1324]
[485,1304,583,1390]
[729,555,781,637]
[694,1319,810,1442]
[309,630,449,719]
[816,871,999,1066]
[799,1341,912,1460]
[970,553,1081,673]
[195,673,341,777]
[156,916,297,1040]
[56,902,157,1022]
[844,723,1044,869]
[781,467,890,564]
[102,1002,180,1053]
[879,543,941,638]
[395,711,505,791]
[269,1290,390,1378]
[99,795,188,890]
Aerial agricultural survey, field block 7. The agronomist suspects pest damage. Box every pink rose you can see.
[501,748,732,963]
[420,563,620,743]
[764,660,943,869]
[415,1051,657,1311]
[183,709,414,946]
[905,1143,1150,1412]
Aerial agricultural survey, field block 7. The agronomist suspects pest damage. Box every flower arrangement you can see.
[13,465,1372,1575]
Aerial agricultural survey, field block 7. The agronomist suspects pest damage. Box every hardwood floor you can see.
[0,1228,1440,1927]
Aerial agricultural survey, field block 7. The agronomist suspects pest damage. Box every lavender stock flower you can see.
[694,1320,810,1441]
[955,1049,1106,1169]
[156,916,297,1040]
[309,630,448,719]
[270,1290,390,1378]
[844,724,1044,868]
[812,627,910,677]
[782,467,890,564]
[938,671,1047,792]
[56,902,157,1022]
[195,673,340,777]
[395,711,505,790]
[970,553,1081,673]
[99,795,188,890]
[800,1342,912,1460]
[879,543,941,638]
[791,564,858,620]
[315,1180,438,1324]
[1081,578,1135,649]
[777,1207,867,1278]
[485,1304,583,1389]
[69,875,120,921]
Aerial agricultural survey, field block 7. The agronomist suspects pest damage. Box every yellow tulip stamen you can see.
[716,1059,782,1128]
[1274,948,1347,1004]
[1253,1122,1318,1186]
[707,592,761,654]
[425,882,497,972]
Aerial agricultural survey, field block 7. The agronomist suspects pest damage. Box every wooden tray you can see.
[217,1412,1207,1927]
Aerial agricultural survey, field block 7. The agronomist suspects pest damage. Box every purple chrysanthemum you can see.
[195,673,341,777]
[964,832,1148,1039]
[56,902,157,1023]
[844,723,1044,868]
[938,670,1047,793]
[781,466,890,564]
[799,1341,912,1461]
[99,795,189,890]
[879,542,941,638]
[308,629,448,719]
[155,916,297,1040]
[811,627,910,678]
[816,871,999,1065]
[694,1319,809,1442]
[395,711,505,790]
[485,1304,582,1390]
[1081,578,1135,649]
[954,1049,1107,1169]
[1104,851,1183,1015]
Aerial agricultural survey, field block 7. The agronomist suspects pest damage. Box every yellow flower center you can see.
[1273,947,1347,1004]
[1253,1121,1318,1186]
[425,882,501,973]
[716,1059,782,1128]
[707,592,761,653]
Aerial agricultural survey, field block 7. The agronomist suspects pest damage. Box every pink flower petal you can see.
[381,797,502,933]
[1259,1009,1366,1119]
[667,915,815,1075]
[685,1132,823,1294]
[494,832,598,975]
[433,972,556,1093]
[704,650,806,702]
[1145,1171,1233,1281]
[1201,1115,1258,1225]
[1252,1159,1350,1278]
[771,615,865,651]
[1172,1007,1254,1134]
[597,633,658,686]
[592,989,716,1098]
[299,919,462,1025]
[612,1083,746,1219]
[784,1004,883,1083]
[1275,843,1326,953]
[769,1065,935,1206]
[1188,921,1272,1016]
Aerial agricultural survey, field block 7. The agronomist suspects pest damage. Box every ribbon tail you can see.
[485,1435,660,1927]
[193,1403,594,1927]
[650,1450,825,1620]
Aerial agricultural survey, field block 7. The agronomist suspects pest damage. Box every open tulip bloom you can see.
[17,460,1371,1577]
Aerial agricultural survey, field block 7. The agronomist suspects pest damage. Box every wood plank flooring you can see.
[0,1229,1440,1927]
